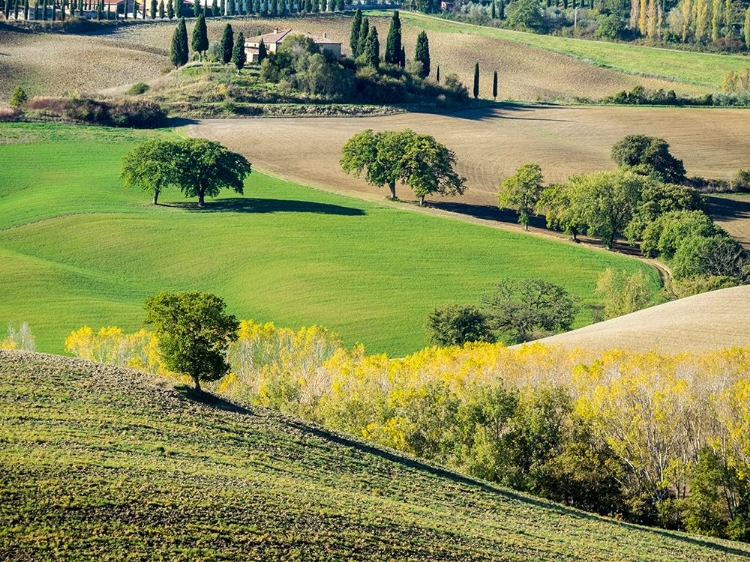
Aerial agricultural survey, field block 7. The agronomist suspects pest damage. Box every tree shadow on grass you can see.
[173,384,252,415]
[430,102,574,123]
[167,197,366,216]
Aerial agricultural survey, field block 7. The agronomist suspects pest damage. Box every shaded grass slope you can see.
[0,123,660,356]
[3,350,750,560]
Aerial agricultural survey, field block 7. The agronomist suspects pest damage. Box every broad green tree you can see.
[170,18,189,68]
[425,304,494,346]
[498,163,544,230]
[595,268,654,319]
[221,23,234,64]
[121,139,180,205]
[611,135,686,184]
[232,31,247,71]
[385,10,402,65]
[192,13,209,60]
[414,30,430,77]
[144,291,239,392]
[175,138,251,206]
[341,129,465,205]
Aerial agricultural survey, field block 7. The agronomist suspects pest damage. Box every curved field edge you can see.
[0,123,661,356]
[397,11,750,89]
[2,350,750,561]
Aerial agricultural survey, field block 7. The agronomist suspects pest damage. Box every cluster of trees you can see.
[603,84,750,106]
[420,0,750,51]
[121,137,251,205]
[497,135,748,292]
[340,128,465,205]
[68,318,750,542]
[170,17,246,69]
[0,323,35,351]
[425,278,579,346]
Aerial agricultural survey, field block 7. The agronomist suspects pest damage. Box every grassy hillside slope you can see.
[400,12,750,90]
[0,123,659,356]
[3,350,750,560]
[535,284,750,352]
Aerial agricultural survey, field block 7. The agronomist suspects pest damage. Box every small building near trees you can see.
[244,28,342,62]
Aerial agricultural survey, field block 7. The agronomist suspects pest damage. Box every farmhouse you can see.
[244,29,342,62]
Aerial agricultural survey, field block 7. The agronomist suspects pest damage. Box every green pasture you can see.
[399,12,750,89]
[0,123,660,356]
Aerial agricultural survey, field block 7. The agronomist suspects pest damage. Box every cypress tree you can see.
[313,0,318,12]
[228,0,234,14]
[150,0,155,16]
[436,64,440,82]
[257,38,267,63]
[13,0,18,19]
[24,0,28,19]
[304,0,311,11]
[142,0,145,19]
[60,0,64,21]
[193,0,199,16]
[41,0,47,20]
[171,18,189,67]
[167,0,174,17]
[221,23,233,63]
[414,30,430,77]
[158,0,164,16]
[252,0,258,15]
[219,0,223,13]
[385,10,402,65]
[247,0,253,13]
[492,70,497,100]
[350,9,362,57]
[491,0,495,17]
[107,1,111,19]
[232,31,246,72]
[173,0,180,17]
[192,13,209,59]
[271,0,276,15]
[498,0,503,18]
[363,26,379,68]
[473,62,479,99]
[746,7,750,49]
[210,0,216,14]
[357,16,369,56]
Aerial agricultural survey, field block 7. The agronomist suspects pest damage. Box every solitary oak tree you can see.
[498,163,544,230]
[144,291,239,392]
[121,139,180,205]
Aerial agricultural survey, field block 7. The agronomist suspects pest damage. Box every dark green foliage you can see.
[304,0,311,11]
[341,129,465,205]
[414,31,430,78]
[672,234,748,281]
[492,70,498,99]
[480,278,579,343]
[4,0,11,18]
[150,0,156,17]
[357,16,369,58]
[211,0,217,15]
[425,304,494,346]
[385,10,402,65]
[171,18,189,68]
[221,23,234,64]
[507,0,544,30]
[625,183,705,243]
[193,0,199,16]
[121,138,180,205]
[436,64,440,82]
[271,0,277,15]
[172,0,180,17]
[144,291,239,392]
[399,46,406,68]
[232,31,247,71]
[10,86,27,108]
[159,0,165,16]
[257,38,267,64]
[192,14,209,59]
[473,62,479,99]
[596,14,624,40]
[611,135,686,184]
[167,0,173,17]
[363,26,380,69]
[126,82,150,95]
[491,0,495,18]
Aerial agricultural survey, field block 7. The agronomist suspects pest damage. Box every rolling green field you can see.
[0,123,660,356]
[400,12,750,89]
[3,350,750,561]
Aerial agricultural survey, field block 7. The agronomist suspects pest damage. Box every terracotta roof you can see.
[244,28,341,46]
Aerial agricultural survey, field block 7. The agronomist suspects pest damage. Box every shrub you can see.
[595,268,654,319]
[595,14,624,40]
[672,234,748,281]
[10,86,28,107]
[425,304,495,346]
[126,82,151,96]
[108,99,168,128]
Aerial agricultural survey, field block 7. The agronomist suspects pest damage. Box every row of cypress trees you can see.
[349,9,431,78]
[170,17,246,69]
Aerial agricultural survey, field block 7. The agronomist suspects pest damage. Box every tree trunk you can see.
[198,190,205,207]
[388,181,396,200]
[192,375,202,393]
[152,189,160,206]
[419,195,425,206]
[524,223,529,231]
